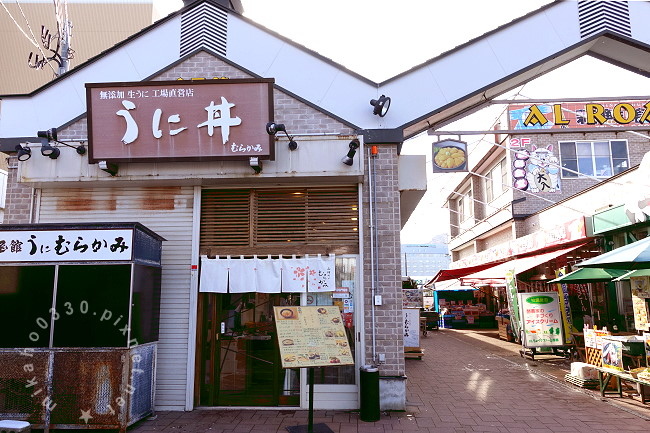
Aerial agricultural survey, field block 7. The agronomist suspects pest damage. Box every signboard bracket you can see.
[285,368,334,433]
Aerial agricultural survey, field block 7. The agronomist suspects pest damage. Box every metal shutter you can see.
[37,186,195,410]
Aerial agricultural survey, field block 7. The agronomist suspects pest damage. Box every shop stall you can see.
[559,238,650,400]
[0,223,163,432]
[435,288,496,329]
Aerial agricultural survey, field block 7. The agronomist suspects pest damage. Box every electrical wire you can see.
[0,0,38,48]
[0,0,58,75]
[17,0,60,75]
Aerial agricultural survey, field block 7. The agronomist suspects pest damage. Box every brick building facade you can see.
[447,128,648,261]
[0,1,417,414]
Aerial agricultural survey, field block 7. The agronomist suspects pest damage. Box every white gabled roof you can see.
[2,0,650,139]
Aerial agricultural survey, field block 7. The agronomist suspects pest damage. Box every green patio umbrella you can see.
[612,268,650,281]
[547,267,629,284]
[576,236,650,270]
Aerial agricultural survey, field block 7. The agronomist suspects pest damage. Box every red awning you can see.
[459,244,585,287]
[427,262,504,285]
[433,278,476,291]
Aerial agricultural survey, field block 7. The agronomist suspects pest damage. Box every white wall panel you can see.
[630,0,650,43]
[37,186,195,410]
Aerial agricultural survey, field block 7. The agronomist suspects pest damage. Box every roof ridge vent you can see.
[578,0,631,39]
[180,2,228,57]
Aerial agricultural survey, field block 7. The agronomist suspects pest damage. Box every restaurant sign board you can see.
[86,79,274,163]
[0,229,133,262]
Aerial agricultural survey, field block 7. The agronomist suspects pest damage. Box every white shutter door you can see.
[38,186,195,410]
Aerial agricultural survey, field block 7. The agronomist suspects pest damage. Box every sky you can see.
[165,0,650,244]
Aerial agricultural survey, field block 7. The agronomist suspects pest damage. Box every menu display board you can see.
[274,306,354,369]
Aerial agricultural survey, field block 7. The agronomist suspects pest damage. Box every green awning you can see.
[547,267,629,284]
[612,268,650,281]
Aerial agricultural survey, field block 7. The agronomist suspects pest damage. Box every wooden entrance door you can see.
[196,292,300,406]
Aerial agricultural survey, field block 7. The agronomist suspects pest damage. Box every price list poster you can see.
[274,306,354,368]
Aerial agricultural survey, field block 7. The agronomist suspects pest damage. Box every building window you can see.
[458,188,473,222]
[485,159,507,202]
[200,186,359,255]
[559,140,629,178]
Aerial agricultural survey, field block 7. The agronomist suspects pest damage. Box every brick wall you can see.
[4,157,34,224]
[480,227,513,250]
[362,145,404,376]
[454,243,475,261]
[154,52,354,135]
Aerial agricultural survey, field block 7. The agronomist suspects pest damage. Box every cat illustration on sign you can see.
[525,145,560,192]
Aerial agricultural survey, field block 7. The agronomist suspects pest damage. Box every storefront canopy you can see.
[459,245,584,287]
[547,267,629,284]
[577,236,650,270]
[427,262,504,285]
[613,268,650,281]
[433,278,472,291]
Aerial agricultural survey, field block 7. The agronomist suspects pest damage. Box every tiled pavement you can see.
[49,328,650,433]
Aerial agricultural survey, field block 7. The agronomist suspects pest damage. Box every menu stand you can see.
[276,306,351,433]
[286,368,334,433]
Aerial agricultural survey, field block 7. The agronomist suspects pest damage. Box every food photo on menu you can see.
[278,307,298,320]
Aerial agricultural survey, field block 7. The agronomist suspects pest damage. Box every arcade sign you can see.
[508,100,650,130]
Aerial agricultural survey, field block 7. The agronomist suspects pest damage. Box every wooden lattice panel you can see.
[586,347,602,367]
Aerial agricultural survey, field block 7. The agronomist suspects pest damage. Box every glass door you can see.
[197,292,301,406]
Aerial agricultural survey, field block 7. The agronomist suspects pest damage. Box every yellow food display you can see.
[434,146,466,169]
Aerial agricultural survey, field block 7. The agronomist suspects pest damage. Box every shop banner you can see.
[199,255,336,293]
[403,308,420,348]
[631,277,650,332]
[519,291,564,347]
[306,255,336,292]
[505,270,521,341]
[554,267,574,343]
[0,229,133,262]
[274,306,353,368]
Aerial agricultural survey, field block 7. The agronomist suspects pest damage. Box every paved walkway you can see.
[56,329,650,433]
